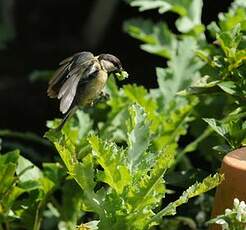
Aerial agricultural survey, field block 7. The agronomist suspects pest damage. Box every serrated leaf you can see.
[153,97,198,151]
[128,144,175,210]
[129,0,204,33]
[204,113,246,150]
[203,118,228,140]
[208,0,246,36]
[147,173,224,227]
[45,130,77,172]
[73,155,96,192]
[88,135,130,194]
[127,104,151,171]
[124,19,177,58]
[175,0,204,33]
[178,75,221,96]
[157,37,204,104]
[217,24,242,57]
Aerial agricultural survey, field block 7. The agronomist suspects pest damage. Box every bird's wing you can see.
[47,52,94,97]
[47,51,101,114]
[59,61,101,114]
[59,73,80,114]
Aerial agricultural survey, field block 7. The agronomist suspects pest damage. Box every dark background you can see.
[0,0,232,135]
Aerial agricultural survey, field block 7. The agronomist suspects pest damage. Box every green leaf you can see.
[124,85,158,123]
[124,19,177,58]
[175,0,204,33]
[130,0,172,14]
[16,156,42,182]
[45,130,77,172]
[0,151,20,207]
[218,81,237,95]
[59,180,84,230]
[0,150,19,165]
[129,0,190,15]
[128,144,175,211]
[88,135,130,194]
[157,37,204,104]
[0,162,16,198]
[43,162,66,186]
[217,24,242,57]
[153,97,198,151]
[147,173,224,227]
[73,155,95,192]
[203,118,228,140]
[208,0,246,36]
[129,0,204,33]
[178,75,221,96]
[127,104,151,172]
[203,114,246,149]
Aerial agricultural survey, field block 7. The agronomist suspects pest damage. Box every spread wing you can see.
[47,51,96,114]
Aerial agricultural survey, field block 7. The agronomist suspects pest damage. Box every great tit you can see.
[47,51,124,129]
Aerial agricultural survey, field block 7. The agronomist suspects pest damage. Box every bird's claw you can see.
[100,92,110,100]
[93,92,110,105]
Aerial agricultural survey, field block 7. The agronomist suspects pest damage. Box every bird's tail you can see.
[54,106,78,131]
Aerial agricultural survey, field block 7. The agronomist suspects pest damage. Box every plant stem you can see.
[33,201,43,230]
[171,127,213,169]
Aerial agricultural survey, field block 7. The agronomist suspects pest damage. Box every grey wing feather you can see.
[47,51,94,99]
[59,51,94,66]
[73,52,94,66]
[49,63,69,86]
[59,73,81,114]
[58,60,101,113]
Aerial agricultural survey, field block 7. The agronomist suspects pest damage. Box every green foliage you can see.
[124,19,177,58]
[128,0,204,34]
[0,150,58,230]
[45,104,222,230]
[126,0,246,154]
[203,113,246,151]
[156,37,203,104]
[208,198,246,230]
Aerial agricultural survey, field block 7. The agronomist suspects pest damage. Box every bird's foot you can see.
[94,92,110,104]
[100,91,110,100]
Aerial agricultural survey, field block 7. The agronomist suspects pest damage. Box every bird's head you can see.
[98,54,123,74]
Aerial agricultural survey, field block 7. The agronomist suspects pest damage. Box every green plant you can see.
[44,104,222,230]
[125,0,246,167]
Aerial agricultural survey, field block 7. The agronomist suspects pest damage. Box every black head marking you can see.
[98,54,122,73]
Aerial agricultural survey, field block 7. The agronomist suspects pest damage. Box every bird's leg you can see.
[93,91,110,104]
[99,91,110,100]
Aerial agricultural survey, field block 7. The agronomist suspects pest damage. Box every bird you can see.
[47,51,123,130]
